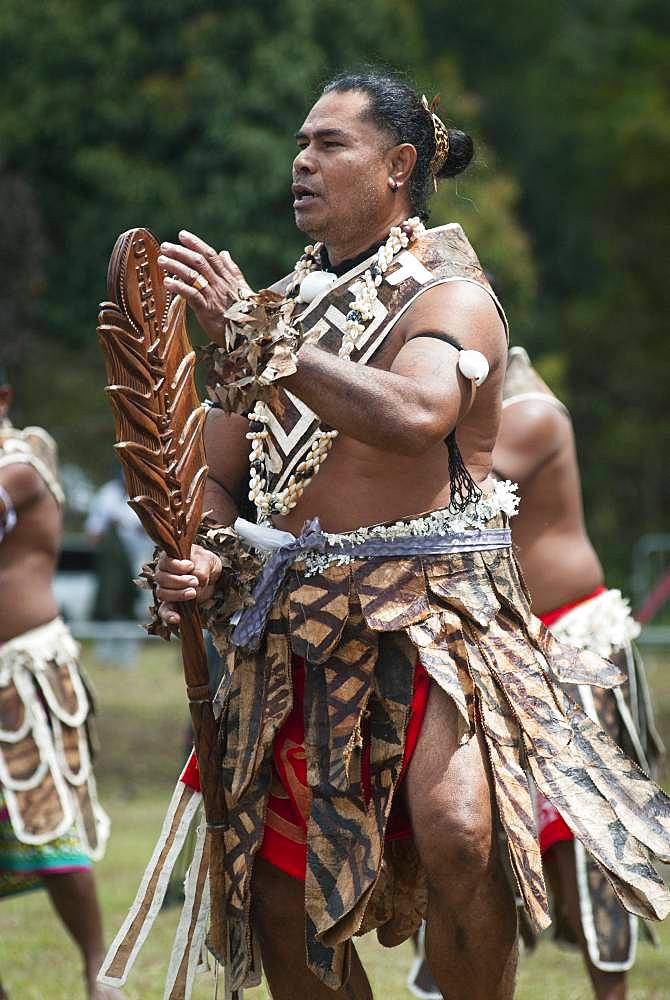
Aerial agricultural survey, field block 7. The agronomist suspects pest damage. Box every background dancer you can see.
[495,347,664,999]
[0,372,124,1000]
[409,346,665,1000]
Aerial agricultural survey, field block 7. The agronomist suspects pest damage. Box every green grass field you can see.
[1,641,670,999]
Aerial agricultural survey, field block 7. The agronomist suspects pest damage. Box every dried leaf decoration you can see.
[202,287,299,414]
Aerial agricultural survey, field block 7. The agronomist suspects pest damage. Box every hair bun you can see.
[438,129,474,179]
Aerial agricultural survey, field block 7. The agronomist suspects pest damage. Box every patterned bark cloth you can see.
[257,654,431,880]
[99,509,670,999]
[535,587,665,972]
[0,616,110,883]
[209,512,670,991]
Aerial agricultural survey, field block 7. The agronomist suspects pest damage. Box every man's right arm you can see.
[202,406,250,526]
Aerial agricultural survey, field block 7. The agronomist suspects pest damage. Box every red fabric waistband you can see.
[539,584,607,629]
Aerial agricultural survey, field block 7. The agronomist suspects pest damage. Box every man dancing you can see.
[0,372,124,1000]
[103,72,670,1000]
[493,347,665,999]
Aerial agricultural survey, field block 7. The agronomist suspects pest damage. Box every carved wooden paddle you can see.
[97,228,231,978]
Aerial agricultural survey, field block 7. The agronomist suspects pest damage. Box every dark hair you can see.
[322,71,474,220]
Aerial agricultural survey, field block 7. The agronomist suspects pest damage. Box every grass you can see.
[1,642,670,999]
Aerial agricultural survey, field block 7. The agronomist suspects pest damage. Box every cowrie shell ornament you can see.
[298,270,337,304]
[458,349,489,386]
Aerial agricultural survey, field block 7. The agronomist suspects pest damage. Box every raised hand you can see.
[158,230,254,345]
[155,543,223,626]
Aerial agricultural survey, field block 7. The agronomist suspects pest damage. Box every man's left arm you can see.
[158,236,505,453]
[282,281,505,455]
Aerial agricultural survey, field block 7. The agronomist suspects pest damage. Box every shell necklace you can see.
[246,217,426,518]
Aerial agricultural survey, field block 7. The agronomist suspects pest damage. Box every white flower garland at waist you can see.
[548,589,641,660]
[298,479,519,576]
[247,217,426,517]
[320,478,518,546]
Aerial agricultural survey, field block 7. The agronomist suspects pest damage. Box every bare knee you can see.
[414,794,497,895]
[406,688,501,891]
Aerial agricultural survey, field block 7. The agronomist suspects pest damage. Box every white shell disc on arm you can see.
[298,270,337,304]
[458,349,489,387]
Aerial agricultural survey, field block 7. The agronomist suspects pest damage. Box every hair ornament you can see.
[421,94,450,191]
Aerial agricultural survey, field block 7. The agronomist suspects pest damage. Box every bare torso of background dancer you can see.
[0,466,60,641]
[493,397,603,613]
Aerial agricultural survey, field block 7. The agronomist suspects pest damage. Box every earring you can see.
[388,178,398,192]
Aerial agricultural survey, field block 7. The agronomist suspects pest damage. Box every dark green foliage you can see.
[421,0,670,585]
[0,0,429,478]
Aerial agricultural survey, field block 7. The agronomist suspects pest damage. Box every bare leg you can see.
[408,924,441,999]
[42,869,125,999]
[405,685,518,1000]
[251,856,373,999]
[546,843,627,1000]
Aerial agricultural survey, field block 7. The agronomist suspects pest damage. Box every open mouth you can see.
[292,185,319,207]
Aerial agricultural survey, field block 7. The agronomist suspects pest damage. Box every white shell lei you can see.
[246,217,426,518]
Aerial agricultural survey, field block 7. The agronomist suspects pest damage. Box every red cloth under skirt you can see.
[537,585,606,854]
[180,655,431,881]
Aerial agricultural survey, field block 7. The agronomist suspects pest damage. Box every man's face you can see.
[292,90,393,245]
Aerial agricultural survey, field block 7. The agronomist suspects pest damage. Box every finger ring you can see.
[192,273,209,291]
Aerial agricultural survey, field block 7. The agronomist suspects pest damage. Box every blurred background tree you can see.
[421,0,670,581]
[0,0,666,586]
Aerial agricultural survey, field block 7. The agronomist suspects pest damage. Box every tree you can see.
[0,0,537,511]
[421,0,670,585]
